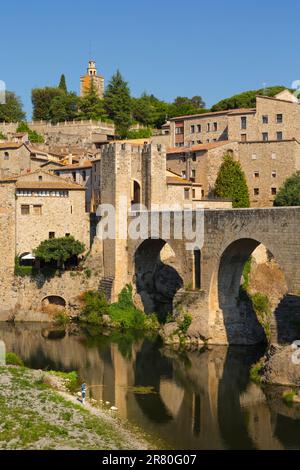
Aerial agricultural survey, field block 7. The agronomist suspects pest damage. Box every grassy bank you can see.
[0,365,149,450]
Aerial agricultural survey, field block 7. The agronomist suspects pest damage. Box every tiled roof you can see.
[167,141,231,155]
[16,181,84,190]
[0,142,23,149]
[57,161,93,171]
[227,108,256,115]
[170,107,257,121]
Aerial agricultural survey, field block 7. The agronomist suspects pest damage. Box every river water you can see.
[0,322,300,450]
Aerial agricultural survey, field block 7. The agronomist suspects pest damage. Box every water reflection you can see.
[0,322,300,450]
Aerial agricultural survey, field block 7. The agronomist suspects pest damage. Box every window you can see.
[201,189,205,198]
[184,188,190,200]
[192,188,196,199]
[252,154,257,160]
[254,171,260,178]
[181,170,186,179]
[175,127,184,135]
[271,153,277,160]
[191,141,195,145]
[197,125,201,133]
[197,140,202,144]
[21,205,30,215]
[262,115,268,124]
[181,156,186,163]
[49,232,55,239]
[191,169,196,179]
[241,134,247,142]
[82,171,86,182]
[38,175,42,181]
[72,172,76,181]
[192,153,196,161]
[277,131,283,141]
[254,188,260,196]
[190,125,195,133]
[272,170,277,178]
[207,123,210,132]
[277,114,283,123]
[262,132,269,141]
[65,233,70,237]
[33,205,42,215]
[4,152,9,160]
[241,116,247,129]
[213,122,218,131]
[271,187,277,195]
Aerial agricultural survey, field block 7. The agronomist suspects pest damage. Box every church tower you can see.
[80,60,104,99]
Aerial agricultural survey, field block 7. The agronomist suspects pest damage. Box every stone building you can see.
[54,161,93,212]
[0,169,90,259]
[167,90,300,207]
[80,60,104,99]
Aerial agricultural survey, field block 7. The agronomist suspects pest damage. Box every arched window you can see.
[4,152,9,160]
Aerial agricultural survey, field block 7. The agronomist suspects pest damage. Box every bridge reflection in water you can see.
[1,322,300,450]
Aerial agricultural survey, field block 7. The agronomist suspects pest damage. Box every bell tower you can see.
[80,59,104,99]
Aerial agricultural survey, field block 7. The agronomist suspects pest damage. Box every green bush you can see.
[0,131,7,140]
[252,293,271,341]
[80,291,109,325]
[48,370,78,393]
[16,122,44,143]
[125,128,152,139]
[179,314,192,334]
[250,360,264,383]
[54,311,70,327]
[84,268,92,278]
[282,390,296,404]
[5,352,24,367]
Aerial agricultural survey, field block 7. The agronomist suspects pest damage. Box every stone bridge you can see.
[122,207,300,345]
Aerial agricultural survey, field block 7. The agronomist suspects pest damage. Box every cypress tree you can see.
[274,171,300,206]
[58,74,67,93]
[104,70,132,138]
[214,154,250,208]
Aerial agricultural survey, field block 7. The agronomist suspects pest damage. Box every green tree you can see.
[214,154,250,208]
[274,171,300,206]
[211,86,289,111]
[50,92,79,123]
[131,93,169,128]
[58,74,67,93]
[32,87,63,120]
[16,122,44,143]
[34,236,85,268]
[104,70,132,137]
[167,96,207,118]
[78,80,107,120]
[0,91,25,122]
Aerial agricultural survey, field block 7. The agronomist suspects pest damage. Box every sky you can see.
[1,0,300,119]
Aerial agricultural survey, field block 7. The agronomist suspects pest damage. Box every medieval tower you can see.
[80,60,104,99]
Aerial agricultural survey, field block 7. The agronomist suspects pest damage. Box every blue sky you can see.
[1,0,300,118]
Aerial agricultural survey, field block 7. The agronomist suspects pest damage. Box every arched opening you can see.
[216,238,292,344]
[131,180,141,209]
[19,252,35,267]
[134,239,183,322]
[41,296,66,315]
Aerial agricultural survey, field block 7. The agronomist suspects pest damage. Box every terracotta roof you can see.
[16,181,84,190]
[57,161,93,171]
[167,141,231,155]
[227,108,256,115]
[0,142,23,149]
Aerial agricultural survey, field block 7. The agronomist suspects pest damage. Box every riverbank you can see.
[0,365,150,450]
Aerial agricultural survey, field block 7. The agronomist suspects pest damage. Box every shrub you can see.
[5,352,24,367]
[252,293,271,341]
[16,122,44,143]
[54,311,70,327]
[48,370,79,393]
[282,390,296,404]
[84,268,92,278]
[250,360,264,383]
[80,291,109,325]
[179,314,192,334]
[0,131,7,140]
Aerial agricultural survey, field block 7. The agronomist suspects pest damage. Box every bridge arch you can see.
[134,238,183,321]
[209,237,290,344]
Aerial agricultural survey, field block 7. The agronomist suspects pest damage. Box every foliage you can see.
[48,370,78,393]
[250,360,264,383]
[5,352,24,367]
[211,86,289,111]
[0,131,7,140]
[0,91,25,122]
[53,311,70,327]
[125,128,152,139]
[79,285,160,331]
[252,293,271,341]
[214,154,250,208]
[34,236,85,267]
[178,314,192,334]
[32,87,64,121]
[282,390,297,404]
[58,74,67,93]
[274,171,300,207]
[242,257,252,291]
[80,291,109,325]
[84,268,92,278]
[167,96,206,118]
[49,92,79,124]
[78,80,107,121]
[104,70,132,137]
[16,122,44,143]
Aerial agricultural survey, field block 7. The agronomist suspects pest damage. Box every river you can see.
[0,322,300,450]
